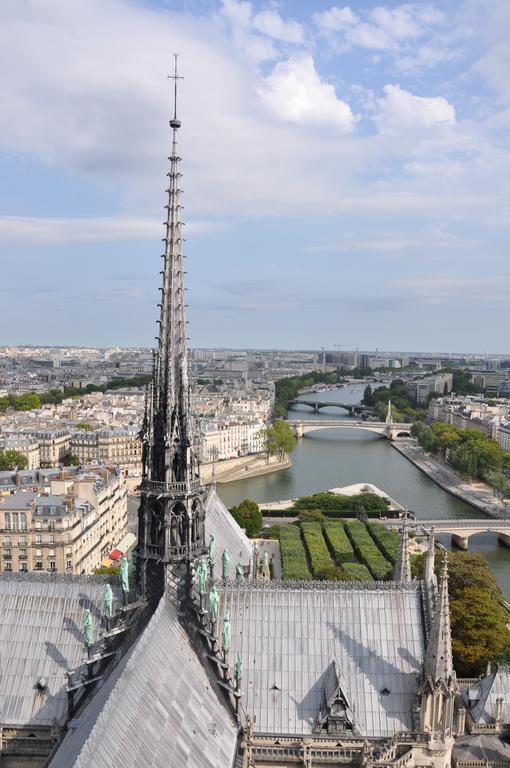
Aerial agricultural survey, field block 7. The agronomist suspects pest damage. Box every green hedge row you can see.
[277,525,311,580]
[301,523,334,576]
[292,491,390,517]
[367,522,399,566]
[345,521,393,581]
[341,562,373,581]
[323,523,354,565]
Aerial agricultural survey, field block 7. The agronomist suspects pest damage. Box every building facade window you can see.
[20,513,27,531]
[4,563,12,572]
[36,535,42,545]
[4,513,10,530]
[20,563,28,572]
[12,513,19,531]
[35,561,43,570]
[48,534,55,544]
[3,537,10,546]
[49,561,56,571]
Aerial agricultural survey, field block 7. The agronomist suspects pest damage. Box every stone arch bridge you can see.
[288,398,368,416]
[381,518,510,550]
[288,419,413,441]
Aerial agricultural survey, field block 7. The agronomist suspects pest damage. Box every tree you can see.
[13,393,41,411]
[61,454,80,467]
[76,422,93,431]
[484,470,510,499]
[272,419,296,460]
[0,449,29,470]
[451,587,510,676]
[260,420,296,462]
[362,385,374,407]
[230,499,262,537]
[260,426,278,463]
[413,550,510,675]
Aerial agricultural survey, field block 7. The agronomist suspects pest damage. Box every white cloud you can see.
[313,3,448,66]
[374,84,456,134]
[313,6,358,33]
[257,55,358,130]
[252,9,304,43]
[0,216,225,244]
[219,0,304,59]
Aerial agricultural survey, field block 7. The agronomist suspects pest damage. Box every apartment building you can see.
[0,435,40,469]
[35,429,71,466]
[70,428,142,476]
[0,466,128,574]
[428,395,509,442]
[201,418,265,462]
[405,373,453,405]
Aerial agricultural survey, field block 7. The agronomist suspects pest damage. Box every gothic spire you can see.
[393,510,412,583]
[146,54,197,487]
[424,553,454,686]
[137,58,207,608]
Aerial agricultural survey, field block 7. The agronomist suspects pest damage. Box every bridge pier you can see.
[452,534,469,550]
[498,533,510,549]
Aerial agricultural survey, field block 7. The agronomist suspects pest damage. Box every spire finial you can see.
[393,508,412,583]
[169,53,183,128]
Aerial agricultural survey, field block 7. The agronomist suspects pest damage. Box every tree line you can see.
[412,421,510,490]
[0,375,152,413]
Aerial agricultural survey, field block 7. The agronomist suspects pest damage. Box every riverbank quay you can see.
[202,454,292,484]
[392,440,508,519]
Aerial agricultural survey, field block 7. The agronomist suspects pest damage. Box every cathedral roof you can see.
[217,581,425,738]
[49,594,238,768]
[462,666,510,724]
[0,573,120,728]
[205,487,253,574]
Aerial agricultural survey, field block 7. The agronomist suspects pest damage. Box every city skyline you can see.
[1,0,509,351]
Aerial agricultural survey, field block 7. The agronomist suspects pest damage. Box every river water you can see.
[217,383,510,597]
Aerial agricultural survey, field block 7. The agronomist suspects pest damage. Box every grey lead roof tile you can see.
[216,583,425,738]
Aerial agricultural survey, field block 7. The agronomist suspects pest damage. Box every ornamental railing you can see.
[142,478,203,495]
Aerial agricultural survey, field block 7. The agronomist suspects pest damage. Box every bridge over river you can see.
[380,517,510,550]
[288,398,368,416]
[288,419,413,440]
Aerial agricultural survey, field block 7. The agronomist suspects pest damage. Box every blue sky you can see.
[1,0,509,351]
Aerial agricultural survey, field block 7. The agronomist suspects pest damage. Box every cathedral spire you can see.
[424,526,437,591]
[393,510,412,583]
[137,58,207,607]
[424,553,454,686]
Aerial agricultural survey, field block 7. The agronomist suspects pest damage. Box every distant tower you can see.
[385,399,394,426]
[137,57,206,608]
[393,511,412,583]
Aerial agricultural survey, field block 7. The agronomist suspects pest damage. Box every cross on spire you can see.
[168,53,183,126]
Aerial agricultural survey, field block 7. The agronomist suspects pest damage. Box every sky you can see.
[0,0,509,352]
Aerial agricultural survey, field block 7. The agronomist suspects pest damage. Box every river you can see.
[217,382,510,598]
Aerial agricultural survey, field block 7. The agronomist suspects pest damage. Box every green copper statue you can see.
[234,652,243,681]
[222,611,231,651]
[222,549,231,580]
[83,608,93,647]
[119,555,129,594]
[208,534,216,563]
[209,585,219,623]
[197,557,208,595]
[103,583,113,618]
[235,562,244,583]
